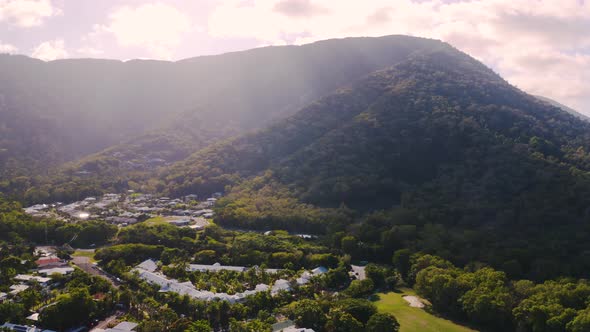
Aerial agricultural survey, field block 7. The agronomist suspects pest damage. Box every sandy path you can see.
[403,295,425,308]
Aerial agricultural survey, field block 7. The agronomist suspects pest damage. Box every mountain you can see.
[0,35,450,200]
[535,95,589,121]
[151,44,590,279]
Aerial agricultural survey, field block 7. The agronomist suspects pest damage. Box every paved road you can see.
[72,256,119,288]
[90,312,122,331]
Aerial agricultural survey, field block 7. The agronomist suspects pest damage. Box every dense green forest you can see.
[139,46,590,281]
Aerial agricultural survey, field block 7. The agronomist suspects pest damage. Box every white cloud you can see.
[0,0,61,27]
[32,38,68,61]
[208,0,590,112]
[76,46,104,57]
[92,2,193,60]
[0,40,17,53]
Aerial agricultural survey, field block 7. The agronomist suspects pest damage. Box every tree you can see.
[567,308,590,332]
[366,313,400,332]
[325,308,363,332]
[392,249,411,279]
[341,236,358,256]
[344,279,374,298]
[0,302,25,325]
[459,268,514,328]
[185,320,211,332]
[287,299,326,330]
[335,298,377,324]
[40,287,97,330]
[228,319,272,332]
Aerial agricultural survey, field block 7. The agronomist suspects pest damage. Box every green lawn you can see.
[72,250,96,263]
[374,289,476,332]
[143,216,167,225]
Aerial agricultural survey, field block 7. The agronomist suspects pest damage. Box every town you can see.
[23,192,218,229]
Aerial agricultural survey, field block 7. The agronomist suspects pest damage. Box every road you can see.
[90,312,122,331]
[72,256,119,288]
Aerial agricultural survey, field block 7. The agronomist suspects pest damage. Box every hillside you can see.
[154,45,590,279]
[0,35,449,201]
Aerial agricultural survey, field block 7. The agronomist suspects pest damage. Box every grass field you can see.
[143,216,168,225]
[374,288,476,332]
[72,250,96,263]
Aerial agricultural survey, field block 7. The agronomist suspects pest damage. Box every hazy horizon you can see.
[1,0,589,113]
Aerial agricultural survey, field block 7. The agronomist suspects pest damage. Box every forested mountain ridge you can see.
[162,44,590,203]
[148,45,590,279]
[0,35,450,201]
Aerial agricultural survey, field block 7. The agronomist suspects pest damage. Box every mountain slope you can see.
[153,45,590,279]
[1,35,451,200]
[163,45,590,206]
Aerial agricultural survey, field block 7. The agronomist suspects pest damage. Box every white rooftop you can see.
[104,321,138,332]
[38,267,75,276]
[134,260,289,303]
[136,259,158,272]
[15,274,52,284]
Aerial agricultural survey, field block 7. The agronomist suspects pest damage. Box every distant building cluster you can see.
[23,192,221,229]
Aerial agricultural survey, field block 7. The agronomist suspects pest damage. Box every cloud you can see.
[208,0,590,112]
[92,2,192,60]
[76,46,104,57]
[31,38,68,61]
[366,7,393,26]
[273,0,328,18]
[0,41,17,53]
[0,0,61,27]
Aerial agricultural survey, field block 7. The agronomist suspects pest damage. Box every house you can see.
[36,257,65,268]
[188,262,246,273]
[296,271,313,285]
[38,267,75,276]
[193,209,213,216]
[0,323,56,332]
[105,216,138,225]
[184,194,198,202]
[14,274,52,287]
[272,320,315,332]
[10,284,29,295]
[312,266,328,275]
[101,321,138,332]
[136,259,158,273]
[271,279,292,295]
[0,292,7,301]
[169,219,190,227]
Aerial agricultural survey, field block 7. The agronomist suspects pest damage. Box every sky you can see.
[0,0,589,113]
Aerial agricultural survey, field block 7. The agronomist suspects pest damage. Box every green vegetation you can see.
[72,250,96,263]
[147,45,590,282]
[374,290,474,332]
